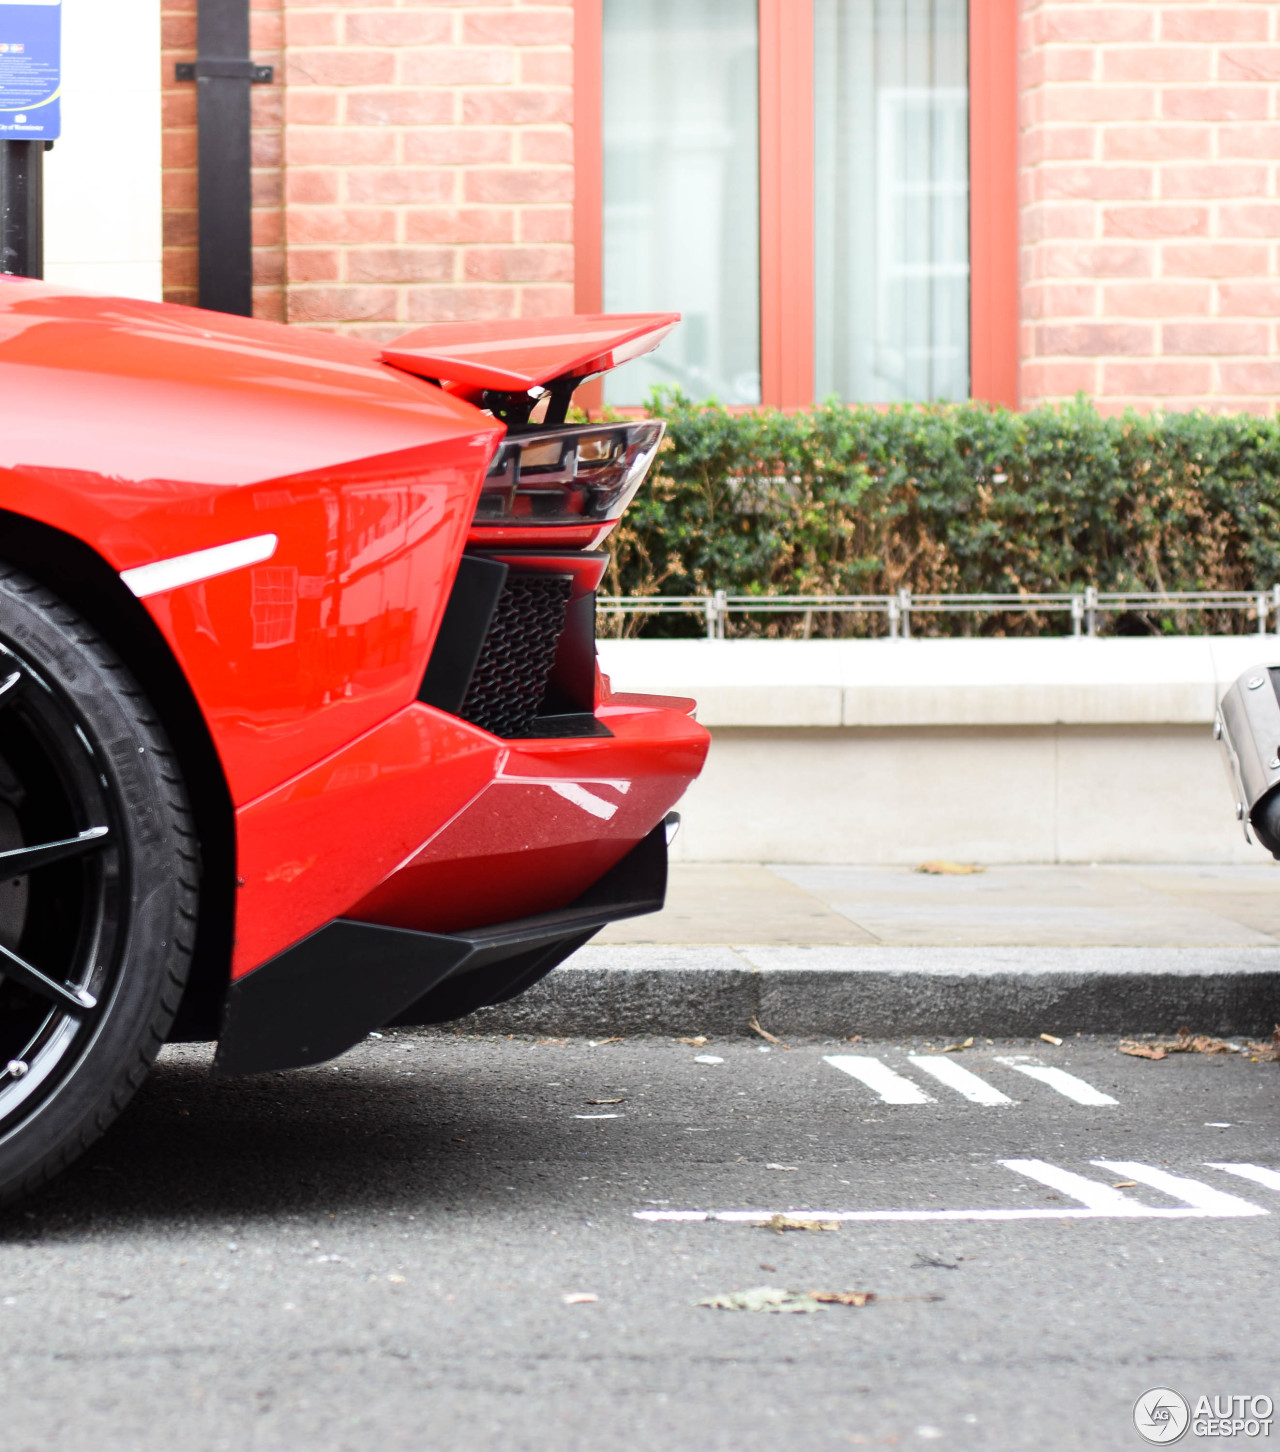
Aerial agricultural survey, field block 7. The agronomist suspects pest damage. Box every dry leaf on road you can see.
[918,861,985,875]
[677,1036,708,1047]
[587,1098,625,1105]
[764,1214,838,1233]
[748,1016,782,1045]
[942,1038,975,1053]
[696,1286,876,1314]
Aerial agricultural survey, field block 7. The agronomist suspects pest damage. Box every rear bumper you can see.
[213,816,675,1077]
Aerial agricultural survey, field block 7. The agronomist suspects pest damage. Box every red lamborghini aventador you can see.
[0,280,708,1202]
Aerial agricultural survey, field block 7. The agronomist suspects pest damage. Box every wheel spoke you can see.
[0,825,109,876]
[0,939,96,1014]
[0,670,20,704]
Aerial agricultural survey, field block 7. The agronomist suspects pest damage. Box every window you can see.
[575,0,1017,409]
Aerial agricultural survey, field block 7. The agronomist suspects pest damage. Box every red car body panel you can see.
[0,280,709,1007]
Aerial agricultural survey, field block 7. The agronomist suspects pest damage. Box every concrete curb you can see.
[428,945,1280,1039]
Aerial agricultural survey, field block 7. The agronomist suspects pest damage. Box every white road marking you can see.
[823,1055,932,1104]
[908,1055,1013,1105]
[997,1058,1118,1106]
[1092,1161,1266,1217]
[121,533,278,598]
[633,1160,1268,1224]
[1207,1162,1280,1195]
[575,1113,620,1120]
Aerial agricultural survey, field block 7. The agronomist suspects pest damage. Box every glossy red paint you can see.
[0,279,707,989]
[381,314,680,393]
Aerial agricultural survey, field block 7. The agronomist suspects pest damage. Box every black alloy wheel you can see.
[0,567,198,1204]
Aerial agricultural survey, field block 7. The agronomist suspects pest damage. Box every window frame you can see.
[573,0,1018,410]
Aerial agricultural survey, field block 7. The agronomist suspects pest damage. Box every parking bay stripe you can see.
[1207,1163,1280,1195]
[1093,1160,1268,1217]
[998,1061,1119,1107]
[823,1055,933,1104]
[908,1055,1014,1105]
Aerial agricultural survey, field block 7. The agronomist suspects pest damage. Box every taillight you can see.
[473,421,664,527]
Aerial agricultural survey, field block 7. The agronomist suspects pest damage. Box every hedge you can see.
[600,391,1280,638]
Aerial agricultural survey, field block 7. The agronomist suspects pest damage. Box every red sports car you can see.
[0,281,708,1202]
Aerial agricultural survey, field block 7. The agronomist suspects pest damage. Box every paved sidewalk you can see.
[447,863,1280,1040]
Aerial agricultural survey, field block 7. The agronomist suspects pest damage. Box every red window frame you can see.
[573,0,1018,410]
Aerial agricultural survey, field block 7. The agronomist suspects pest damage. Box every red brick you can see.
[1219,47,1280,82]
[1041,85,1157,122]
[251,170,283,208]
[1039,9,1154,43]
[1218,124,1280,158]
[344,90,456,126]
[1102,204,1208,238]
[287,208,398,245]
[520,51,573,86]
[403,128,513,165]
[1161,86,1269,121]
[517,207,573,243]
[1020,360,1099,397]
[1161,8,1269,42]
[405,206,516,244]
[1218,362,1280,394]
[1219,204,1280,238]
[464,167,573,204]
[287,249,341,284]
[285,91,339,126]
[1023,202,1097,241]
[1161,163,1270,198]
[283,12,337,47]
[343,10,453,46]
[1101,281,1213,317]
[1100,124,1210,161]
[1217,282,1280,317]
[518,284,576,317]
[463,245,573,283]
[1102,47,1211,83]
[250,130,282,168]
[346,168,456,205]
[286,170,340,206]
[462,11,573,46]
[1036,243,1153,278]
[347,248,456,284]
[163,212,198,248]
[286,129,397,167]
[1162,243,1270,277]
[399,49,515,86]
[285,50,395,87]
[289,287,400,324]
[1037,322,1154,356]
[405,286,518,323]
[1163,321,1270,355]
[1101,360,1214,394]
[462,89,572,126]
[1040,165,1154,200]
[161,15,196,47]
[1036,46,1096,83]
[518,128,573,165]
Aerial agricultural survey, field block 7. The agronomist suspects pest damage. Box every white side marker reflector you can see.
[824,1055,932,1104]
[908,1055,1013,1105]
[121,533,279,599]
[1000,1061,1118,1106]
[1092,1160,1267,1217]
[1207,1162,1280,1195]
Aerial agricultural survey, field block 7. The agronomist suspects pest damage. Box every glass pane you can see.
[814,0,969,403]
[603,0,760,406]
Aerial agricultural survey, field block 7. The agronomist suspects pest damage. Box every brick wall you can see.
[1020,0,1280,413]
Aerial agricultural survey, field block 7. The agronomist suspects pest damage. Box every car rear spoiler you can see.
[380,312,679,400]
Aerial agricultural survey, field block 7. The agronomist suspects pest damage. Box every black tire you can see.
[0,566,197,1204]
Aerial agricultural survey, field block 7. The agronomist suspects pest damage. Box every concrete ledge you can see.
[599,636,1278,727]
[428,945,1280,1039]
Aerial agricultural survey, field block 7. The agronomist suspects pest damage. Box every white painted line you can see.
[636,1207,1232,1224]
[998,1060,1118,1106]
[823,1055,932,1104]
[1206,1162,1280,1195]
[121,533,278,599]
[1092,1161,1266,1217]
[575,1113,620,1120]
[999,1159,1150,1213]
[908,1055,1013,1105]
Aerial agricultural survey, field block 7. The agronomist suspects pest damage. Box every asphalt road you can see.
[2,1031,1278,1451]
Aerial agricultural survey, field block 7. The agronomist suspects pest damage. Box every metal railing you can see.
[598,586,1280,641]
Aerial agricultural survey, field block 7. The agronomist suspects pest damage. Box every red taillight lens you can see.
[473,421,665,527]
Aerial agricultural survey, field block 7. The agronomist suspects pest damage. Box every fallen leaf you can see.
[536,1039,568,1046]
[450,1137,467,1144]
[1119,1028,1272,1059]
[588,1037,622,1046]
[697,1286,878,1313]
[1039,1033,1063,1046]
[917,861,985,875]
[562,1293,598,1305]
[677,1036,708,1047]
[1112,1181,1137,1189]
[942,1037,975,1053]
[764,1214,838,1233]
[811,1290,876,1307]
[587,1098,625,1105]
[748,1016,781,1044]
[1119,1042,1166,1060]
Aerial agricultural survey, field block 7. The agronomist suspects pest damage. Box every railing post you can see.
[705,594,717,641]
[713,589,728,641]
[1258,590,1268,637]
[887,595,900,639]
[1070,593,1083,637]
[1085,585,1098,638]
[898,588,912,640]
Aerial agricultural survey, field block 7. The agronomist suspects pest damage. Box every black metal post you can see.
[0,140,44,279]
[180,0,273,316]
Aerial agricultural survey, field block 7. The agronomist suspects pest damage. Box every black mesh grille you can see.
[456,571,573,738]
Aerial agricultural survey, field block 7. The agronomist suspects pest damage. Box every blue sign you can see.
[0,0,60,141]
